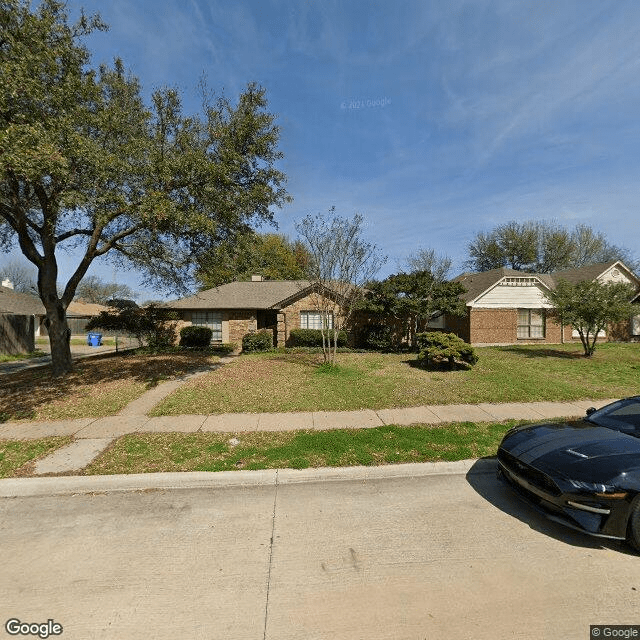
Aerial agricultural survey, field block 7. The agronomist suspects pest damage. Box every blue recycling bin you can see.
[87,332,102,347]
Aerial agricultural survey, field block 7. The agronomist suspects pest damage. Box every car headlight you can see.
[568,479,627,498]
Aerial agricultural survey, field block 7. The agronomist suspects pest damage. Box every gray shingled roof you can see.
[166,280,317,310]
[0,286,45,315]
[453,261,637,304]
[550,261,620,284]
[0,287,109,317]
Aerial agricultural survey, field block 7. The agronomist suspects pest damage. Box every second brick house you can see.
[442,260,640,345]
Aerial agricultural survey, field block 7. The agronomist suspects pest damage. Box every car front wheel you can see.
[628,496,640,552]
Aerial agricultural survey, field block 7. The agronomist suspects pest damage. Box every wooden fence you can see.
[0,314,35,355]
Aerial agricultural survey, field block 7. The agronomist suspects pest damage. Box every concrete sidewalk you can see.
[0,398,615,476]
[0,398,614,440]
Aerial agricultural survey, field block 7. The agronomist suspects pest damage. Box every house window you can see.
[517,309,545,339]
[191,311,222,342]
[632,314,640,336]
[300,311,333,330]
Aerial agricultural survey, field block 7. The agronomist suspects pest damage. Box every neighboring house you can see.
[442,260,640,346]
[0,282,108,339]
[0,285,44,354]
[166,276,345,347]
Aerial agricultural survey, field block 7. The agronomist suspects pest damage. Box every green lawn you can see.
[0,350,47,363]
[0,437,72,478]
[83,421,518,475]
[151,343,640,416]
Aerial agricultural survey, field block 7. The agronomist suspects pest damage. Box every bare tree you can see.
[296,209,386,364]
[404,248,452,282]
[466,220,638,273]
[0,259,37,293]
[75,275,137,304]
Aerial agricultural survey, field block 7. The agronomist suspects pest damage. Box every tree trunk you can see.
[45,303,73,377]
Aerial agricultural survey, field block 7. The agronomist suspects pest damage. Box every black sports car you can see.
[497,396,640,550]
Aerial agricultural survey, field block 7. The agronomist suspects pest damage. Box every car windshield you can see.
[587,398,640,435]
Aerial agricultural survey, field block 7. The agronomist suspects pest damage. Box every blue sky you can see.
[7,0,640,299]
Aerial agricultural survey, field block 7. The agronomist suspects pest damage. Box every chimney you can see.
[251,275,264,282]
[2,279,14,289]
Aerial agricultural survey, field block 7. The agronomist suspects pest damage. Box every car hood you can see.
[500,421,640,481]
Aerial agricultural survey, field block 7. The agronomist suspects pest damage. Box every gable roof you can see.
[67,300,110,317]
[549,261,623,285]
[0,286,45,315]
[0,287,108,317]
[167,280,318,310]
[454,260,639,306]
[453,268,554,304]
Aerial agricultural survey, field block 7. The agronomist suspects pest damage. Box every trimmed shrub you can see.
[179,325,213,348]
[242,330,274,353]
[289,328,347,347]
[360,324,396,352]
[87,304,178,351]
[416,331,478,369]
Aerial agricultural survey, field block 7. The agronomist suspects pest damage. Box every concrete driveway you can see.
[0,462,638,639]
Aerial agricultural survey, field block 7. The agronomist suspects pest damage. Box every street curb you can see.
[0,458,496,498]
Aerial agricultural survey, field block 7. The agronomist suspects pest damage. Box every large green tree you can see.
[196,232,310,288]
[544,280,637,357]
[467,221,637,273]
[0,1,289,375]
[358,271,467,349]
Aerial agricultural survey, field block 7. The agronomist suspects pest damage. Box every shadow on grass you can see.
[0,351,215,423]
[403,358,473,372]
[498,346,585,359]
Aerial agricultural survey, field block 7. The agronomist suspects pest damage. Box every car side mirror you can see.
[586,407,597,416]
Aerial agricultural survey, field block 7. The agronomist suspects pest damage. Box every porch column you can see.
[277,312,287,347]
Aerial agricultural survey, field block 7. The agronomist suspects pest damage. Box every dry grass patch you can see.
[0,351,217,423]
[152,343,640,415]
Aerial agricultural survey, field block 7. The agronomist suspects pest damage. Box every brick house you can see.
[166,276,345,347]
[441,260,640,346]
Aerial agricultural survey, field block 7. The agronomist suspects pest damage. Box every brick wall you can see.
[279,292,343,346]
[469,309,517,344]
[175,310,254,346]
[468,309,576,345]
[227,311,254,345]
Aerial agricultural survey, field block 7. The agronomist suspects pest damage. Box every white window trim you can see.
[191,311,223,342]
[300,311,334,330]
[517,309,545,339]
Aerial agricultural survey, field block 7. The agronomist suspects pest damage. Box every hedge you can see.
[288,328,348,347]
[242,330,274,352]
[179,325,213,348]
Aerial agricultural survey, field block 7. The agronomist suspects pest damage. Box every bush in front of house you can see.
[415,331,478,370]
[87,304,178,352]
[359,324,397,352]
[288,328,348,347]
[179,326,213,348]
[242,330,274,352]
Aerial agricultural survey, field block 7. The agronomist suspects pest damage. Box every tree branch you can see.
[55,228,95,243]
[95,225,142,256]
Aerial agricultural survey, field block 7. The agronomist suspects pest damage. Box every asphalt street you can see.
[1,462,638,640]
